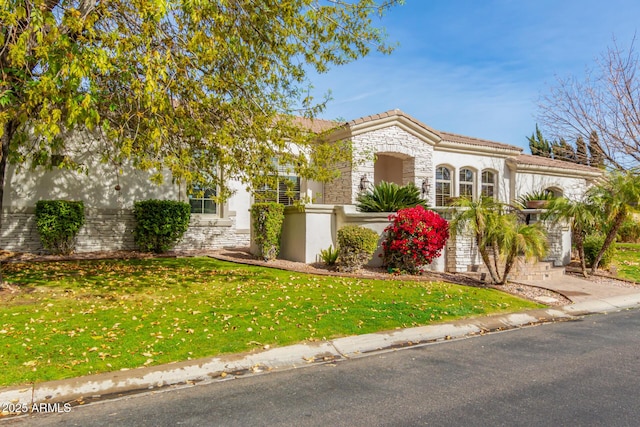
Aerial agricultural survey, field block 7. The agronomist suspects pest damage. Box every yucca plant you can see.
[319,245,339,266]
[356,181,427,212]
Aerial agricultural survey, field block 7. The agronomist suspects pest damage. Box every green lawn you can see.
[614,243,640,281]
[0,257,542,387]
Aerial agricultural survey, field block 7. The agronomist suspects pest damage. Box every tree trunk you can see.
[476,233,500,284]
[500,249,518,285]
[591,211,626,274]
[574,231,588,278]
[0,120,16,286]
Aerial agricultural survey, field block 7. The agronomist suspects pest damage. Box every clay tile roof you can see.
[290,116,341,133]
[514,154,603,173]
[439,131,522,152]
[346,109,442,137]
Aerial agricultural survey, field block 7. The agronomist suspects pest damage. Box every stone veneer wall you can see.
[541,220,571,266]
[322,160,353,205]
[0,208,249,254]
[324,126,434,205]
[445,232,480,273]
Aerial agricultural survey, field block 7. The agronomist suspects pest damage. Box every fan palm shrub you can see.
[450,197,547,285]
[356,181,426,212]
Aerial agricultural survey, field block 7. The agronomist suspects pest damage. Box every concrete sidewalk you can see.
[2,274,640,417]
[518,271,640,303]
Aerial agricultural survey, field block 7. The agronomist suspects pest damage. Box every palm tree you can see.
[544,196,599,277]
[587,171,640,273]
[499,216,548,284]
[450,197,502,284]
[450,197,548,285]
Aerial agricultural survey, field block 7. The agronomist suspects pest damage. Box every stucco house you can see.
[1,109,602,275]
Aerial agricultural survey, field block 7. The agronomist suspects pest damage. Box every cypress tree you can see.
[576,136,589,165]
[589,131,606,168]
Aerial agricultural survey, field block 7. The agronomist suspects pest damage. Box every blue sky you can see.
[310,0,640,151]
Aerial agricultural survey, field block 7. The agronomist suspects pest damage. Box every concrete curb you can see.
[2,295,640,416]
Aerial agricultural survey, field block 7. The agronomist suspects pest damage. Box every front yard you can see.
[0,256,542,387]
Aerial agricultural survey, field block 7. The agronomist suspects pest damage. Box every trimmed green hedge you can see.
[251,202,285,261]
[133,200,191,253]
[35,200,85,255]
[336,225,379,272]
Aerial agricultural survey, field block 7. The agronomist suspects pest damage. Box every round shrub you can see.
[134,200,191,253]
[583,233,617,269]
[251,202,285,261]
[382,205,449,274]
[35,200,85,255]
[336,225,379,272]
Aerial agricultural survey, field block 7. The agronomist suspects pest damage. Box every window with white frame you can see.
[188,161,218,215]
[189,186,217,214]
[435,166,452,207]
[481,170,496,198]
[459,168,475,199]
[256,163,301,206]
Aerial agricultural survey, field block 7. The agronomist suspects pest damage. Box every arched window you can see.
[481,170,497,198]
[435,166,452,206]
[459,168,475,199]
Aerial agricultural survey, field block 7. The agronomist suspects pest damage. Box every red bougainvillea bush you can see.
[382,205,449,274]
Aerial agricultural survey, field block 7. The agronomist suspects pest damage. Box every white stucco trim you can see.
[506,159,602,180]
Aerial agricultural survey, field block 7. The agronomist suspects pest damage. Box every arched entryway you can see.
[374,152,416,186]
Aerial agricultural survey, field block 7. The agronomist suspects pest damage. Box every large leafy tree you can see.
[1,0,400,220]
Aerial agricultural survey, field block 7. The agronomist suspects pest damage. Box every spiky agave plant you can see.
[356,181,426,212]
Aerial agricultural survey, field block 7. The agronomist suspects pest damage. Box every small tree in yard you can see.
[382,205,449,274]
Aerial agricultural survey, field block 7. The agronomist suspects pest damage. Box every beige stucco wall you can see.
[513,171,590,201]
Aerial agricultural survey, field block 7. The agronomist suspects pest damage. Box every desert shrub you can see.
[382,205,449,273]
[35,200,85,255]
[583,233,617,269]
[356,181,426,212]
[336,225,379,272]
[617,217,640,243]
[251,202,285,261]
[319,245,339,266]
[134,200,191,253]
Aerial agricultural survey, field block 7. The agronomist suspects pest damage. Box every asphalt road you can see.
[5,308,640,427]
